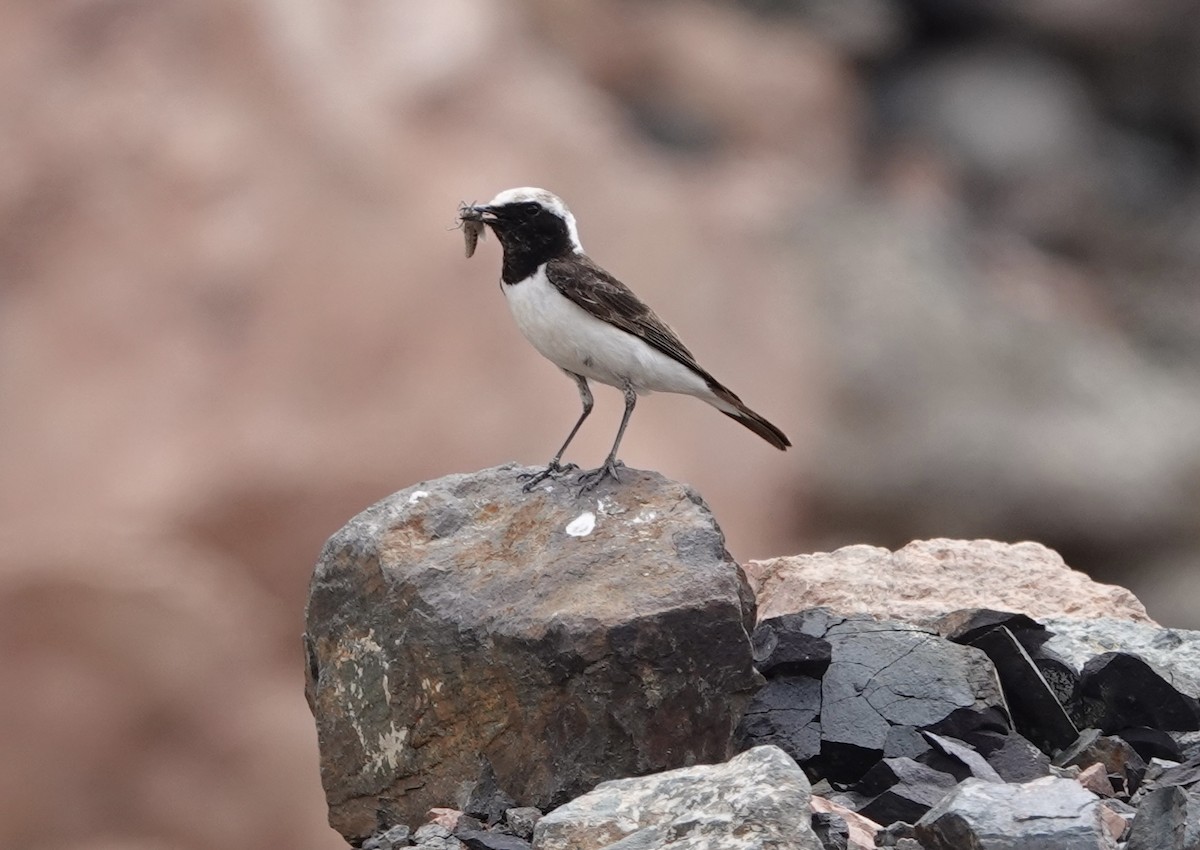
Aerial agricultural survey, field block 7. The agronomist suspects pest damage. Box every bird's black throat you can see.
[487,204,576,284]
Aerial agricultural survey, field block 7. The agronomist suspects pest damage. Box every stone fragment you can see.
[747,540,1153,626]
[1077,763,1116,797]
[855,757,959,825]
[305,466,760,839]
[915,776,1115,850]
[414,823,466,849]
[456,830,532,850]
[935,608,1048,650]
[1098,800,1135,842]
[968,730,1052,782]
[532,746,822,850]
[922,731,1002,782]
[968,625,1079,752]
[428,809,482,833]
[1078,653,1200,733]
[504,808,543,841]
[810,797,880,850]
[874,821,919,846]
[1118,727,1183,763]
[735,675,822,764]
[363,824,412,850]
[1126,785,1200,850]
[751,612,834,677]
[1055,729,1147,797]
[811,811,849,850]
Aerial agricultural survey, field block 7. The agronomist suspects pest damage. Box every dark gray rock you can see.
[875,821,919,847]
[502,808,541,841]
[922,731,1003,782]
[819,617,1007,783]
[968,730,1052,782]
[969,625,1079,753]
[810,811,849,850]
[304,465,761,841]
[935,608,1048,651]
[464,762,515,826]
[856,757,959,825]
[1078,653,1200,733]
[1126,786,1200,850]
[454,830,531,850]
[533,746,823,850]
[363,824,412,849]
[412,824,464,850]
[915,776,1115,850]
[752,613,834,678]
[1119,727,1184,763]
[735,675,822,765]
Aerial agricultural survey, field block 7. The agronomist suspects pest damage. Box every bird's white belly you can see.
[502,267,711,397]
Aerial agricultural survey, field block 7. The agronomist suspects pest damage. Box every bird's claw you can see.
[575,459,624,495]
[518,460,579,491]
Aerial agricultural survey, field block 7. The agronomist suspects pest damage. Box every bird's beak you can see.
[460,204,497,223]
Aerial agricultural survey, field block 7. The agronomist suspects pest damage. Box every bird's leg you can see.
[577,382,637,494]
[519,373,592,491]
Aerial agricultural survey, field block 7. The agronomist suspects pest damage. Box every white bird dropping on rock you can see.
[565,511,596,537]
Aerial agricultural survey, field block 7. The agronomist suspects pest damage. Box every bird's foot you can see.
[518,459,579,492]
[576,458,624,495]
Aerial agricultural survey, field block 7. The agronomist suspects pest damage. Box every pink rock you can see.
[811,795,881,850]
[747,539,1154,626]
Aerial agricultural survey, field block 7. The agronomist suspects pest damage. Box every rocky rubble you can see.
[308,469,1200,848]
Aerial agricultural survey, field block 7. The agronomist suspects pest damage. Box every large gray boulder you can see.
[915,776,1116,850]
[532,745,822,850]
[304,464,760,842]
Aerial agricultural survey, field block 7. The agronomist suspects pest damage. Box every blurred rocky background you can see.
[1,0,1198,847]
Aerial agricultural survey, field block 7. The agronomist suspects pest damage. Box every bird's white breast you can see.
[502,266,712,399]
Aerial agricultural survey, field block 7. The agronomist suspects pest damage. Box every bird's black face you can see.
[468,200,576,283]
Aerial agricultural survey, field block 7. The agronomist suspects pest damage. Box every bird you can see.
[459,187,790,493]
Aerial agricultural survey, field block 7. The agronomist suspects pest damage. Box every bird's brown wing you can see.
[543,254,710,379]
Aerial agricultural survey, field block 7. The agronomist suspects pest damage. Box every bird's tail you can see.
[707,382,791,450]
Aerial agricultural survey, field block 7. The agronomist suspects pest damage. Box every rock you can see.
[736,675,824,764]
[967,730,1052,782]
[1055,730,1147,797]
[1041,618,1200,705]
[1078,653,1200,733]
[1098,800,1134,843]
[915,776,1115,850]
[751,612,834,677]
[747,540,1152,626]
[1119,727,1183,763]
[1077,763,1116,798]
[815,615,1007,782]
[532,746,822,850]
[935,609,1050,650]
[364,824,413,849]
[810,797,880,850]
[504,808,543,841]
[1126,786,1200,850]
[456,830,532,850]
[428,809,483,834]
[464,762,518,826]
[811,811,849,850]
[305,465,761,840]
[414,823,466,849]
[922,731,1003,782]
[967,625,1080,752]
[856,757,960,824]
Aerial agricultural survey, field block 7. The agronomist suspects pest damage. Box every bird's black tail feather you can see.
[709,383,791,450]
